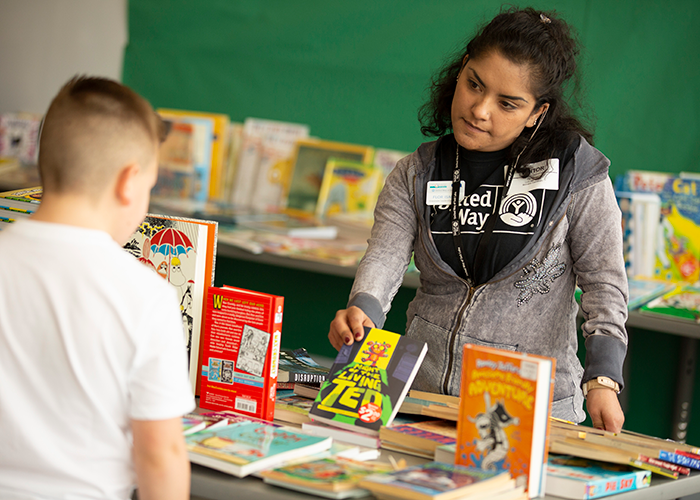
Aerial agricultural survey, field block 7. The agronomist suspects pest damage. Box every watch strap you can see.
[582,376,620,397]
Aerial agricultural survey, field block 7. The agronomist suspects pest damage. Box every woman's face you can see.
[451,50,545,152]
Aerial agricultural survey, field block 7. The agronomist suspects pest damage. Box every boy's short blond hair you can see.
[39,76,166,196]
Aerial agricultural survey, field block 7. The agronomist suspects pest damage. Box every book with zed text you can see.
[199,285,283,421]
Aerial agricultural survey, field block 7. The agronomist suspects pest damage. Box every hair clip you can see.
[540,13,551,24]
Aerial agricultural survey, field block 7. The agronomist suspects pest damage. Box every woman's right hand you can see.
[328,306,375,351]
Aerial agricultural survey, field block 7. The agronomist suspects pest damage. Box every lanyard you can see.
[450,145,517,285]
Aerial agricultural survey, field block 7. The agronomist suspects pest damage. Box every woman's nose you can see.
[472,97,490,121]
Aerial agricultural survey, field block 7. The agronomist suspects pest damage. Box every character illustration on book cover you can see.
[236,324,270,377]
[123,216,200,358]
[467,392,520,471]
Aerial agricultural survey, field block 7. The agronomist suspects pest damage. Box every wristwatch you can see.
[582,376,620,397]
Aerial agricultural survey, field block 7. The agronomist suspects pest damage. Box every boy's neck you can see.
[32,191,121,242]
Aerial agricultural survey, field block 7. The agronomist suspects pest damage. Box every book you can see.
[182,411,231,435]
[0,112,42,165]
[615,170,674,194]
[199,285,284,421]
[158,108,231,201]
[358,462,513,500]
[236,217,339,239]
[274,395,315,426]
[182,416,209,436]
[434,443,456,465]
[260,456,396,499]
[284,139,374,217]
[654,176,700,283]
[455,344,555,498]
[230,118,310,211]
[301,422,381,449]
[278,347,330,384]
[0,186,42,205]
[627,278,676,310]
[615,191,661,279]
[639,285,700,323]
[308,326,428,436]
[152,113,214,202]
[294,383,322,399]
[545,455,651,499]
[315,158,383,221]
[372,148,409,181]
[185,419,332,477]
[379,420,457,459]
[123,213,218,393]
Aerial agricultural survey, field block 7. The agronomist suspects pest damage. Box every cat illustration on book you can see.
[467,392,520,471]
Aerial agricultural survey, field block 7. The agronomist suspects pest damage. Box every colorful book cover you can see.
[616,170,674,194]
[379,420,457,457]
[122,214,218,393]
[260,456,395,498]
[639,285,700,323]
[275,395,316,425]
[185,419,332,477]
[315,159,382,221]
[229,118,310,211]
[285,139,374,217]
[455,344,555,497]
[152,113,214,202]
[654,177,700,283]
[199,285,284,421]
[0,186,43,204]
[546,455,651,499]
[182,411,231,435]
[308,326,427,436]
[359,462,512,499]
[278,347,329,384]
[627,278,676,310]
[0,112,42,165]
[158,108,231,201]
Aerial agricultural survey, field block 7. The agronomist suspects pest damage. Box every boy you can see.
[0,77,194,500]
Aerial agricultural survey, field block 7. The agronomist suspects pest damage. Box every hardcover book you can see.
[185,419,332,477]
[315,158,382,221]
[545,455,651,499]
[308,326,428,436]
[359,462,513,500]
[260,456,395,499]
[639,285,700,323]
[455,344,555,498]
[199,285,284,421]
[123,214,218,393]
[278,347,329,384]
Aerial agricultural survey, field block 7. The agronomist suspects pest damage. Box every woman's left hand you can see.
[585,388,625,433]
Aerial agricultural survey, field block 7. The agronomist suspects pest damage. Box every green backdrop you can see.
[124,1,700,442]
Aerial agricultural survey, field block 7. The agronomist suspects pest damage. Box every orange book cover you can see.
[455,344,555,498]
[199,285,283,421]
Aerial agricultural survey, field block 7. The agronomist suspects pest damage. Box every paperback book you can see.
[545,455,651,499]
[639,285,700,323]
[199,285,284,421]
[274,395,316,426]
[182,411,231,436]
[308,326,428,436]
[359,462,514,500]
[260,456,396,499]
[123,213,218,393]
[315,158,382,221]
[627,278,676,310]
[379,419,457,459]
[185,419,332,477]
[301,421,381,449]
[278,347,329,384]
[455,344,555,498]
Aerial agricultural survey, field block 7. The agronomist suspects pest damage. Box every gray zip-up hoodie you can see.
[348,136,628,423]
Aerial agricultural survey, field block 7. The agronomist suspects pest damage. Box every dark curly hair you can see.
[418,7,593,177]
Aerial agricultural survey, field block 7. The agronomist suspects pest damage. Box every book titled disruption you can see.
[309,326,427,436]
[185,419,332,477]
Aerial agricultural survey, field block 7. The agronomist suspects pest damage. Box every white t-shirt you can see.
[0,220,195,500]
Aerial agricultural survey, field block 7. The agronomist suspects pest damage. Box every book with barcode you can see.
[199,285,284,421]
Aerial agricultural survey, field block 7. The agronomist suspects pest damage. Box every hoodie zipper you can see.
[413,167,572,395]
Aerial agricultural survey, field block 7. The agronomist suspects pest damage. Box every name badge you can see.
[427,181,465,205]
[508,158,560,195]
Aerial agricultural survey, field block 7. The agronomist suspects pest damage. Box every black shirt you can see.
[430,134,566,285]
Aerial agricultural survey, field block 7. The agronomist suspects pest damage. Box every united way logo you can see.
[500,192,537,227]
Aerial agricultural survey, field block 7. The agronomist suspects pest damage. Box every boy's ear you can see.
[114,163,140,205]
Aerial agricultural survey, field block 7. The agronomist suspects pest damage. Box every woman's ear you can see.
[528,103,550,128]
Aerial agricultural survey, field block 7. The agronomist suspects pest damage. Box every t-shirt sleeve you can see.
[127,284,195,420]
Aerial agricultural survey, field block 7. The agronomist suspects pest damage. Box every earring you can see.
[533,117,538,127]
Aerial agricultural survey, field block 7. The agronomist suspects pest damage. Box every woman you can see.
[328,7,627,432]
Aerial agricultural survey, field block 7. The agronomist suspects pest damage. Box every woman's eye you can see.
[501,101,516,110]
[468,80,480,90]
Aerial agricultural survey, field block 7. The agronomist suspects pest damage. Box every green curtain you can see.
[123,0,700,180]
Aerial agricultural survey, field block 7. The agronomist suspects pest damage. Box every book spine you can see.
[629,459,678,479]
[658,450,700,470]
[287,371,327,384]
[638,454,689,475]
[264,296,284,422]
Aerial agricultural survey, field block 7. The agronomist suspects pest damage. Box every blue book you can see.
[546,455,651,499]
[185,419,332,477]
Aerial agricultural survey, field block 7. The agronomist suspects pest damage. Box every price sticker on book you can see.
[358,402,382,423]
